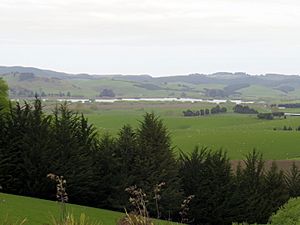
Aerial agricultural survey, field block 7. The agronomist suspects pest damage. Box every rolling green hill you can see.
[2,66,300,101]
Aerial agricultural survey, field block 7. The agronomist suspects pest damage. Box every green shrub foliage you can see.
[268,198,300,225]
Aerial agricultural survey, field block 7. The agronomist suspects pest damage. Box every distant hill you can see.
[1,66,300,101]
[0,66,74,79]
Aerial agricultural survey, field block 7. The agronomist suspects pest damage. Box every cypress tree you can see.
[135,113,181,219]
[0,99,53,197]
[19,99,53,198]
[0,102,26,193]
[179,147,234,225]
[50,103,97,205]
[114,125,139,208]
[93,133,119,208]
[234,150,266,224]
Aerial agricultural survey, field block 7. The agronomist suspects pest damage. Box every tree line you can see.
[183,105,227,117]
[257,112,285,120]
[273,125,300,131]
[277,103,300,108]
[233,104,258,114]
[0,100,300,224]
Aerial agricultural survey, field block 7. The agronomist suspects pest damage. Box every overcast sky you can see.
[0,0,299,76]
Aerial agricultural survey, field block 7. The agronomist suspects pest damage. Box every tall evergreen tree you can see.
[179,147,234,225]
[18,99,53,197]
[114,125,139,208]
[135,113,181,219]
[0,99,53,197]
[233,150,266,224]
[93,133,120,208]
[50,103,97,205]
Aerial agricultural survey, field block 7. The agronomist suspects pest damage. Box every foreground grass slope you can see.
[0,193,122,225]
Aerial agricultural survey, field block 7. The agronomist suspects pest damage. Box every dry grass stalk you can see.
[153,182,165,219]
[179,195,195,223]
[47,173,68,203]
[0,215,27,225]
[47,173,69,222]
[118,210,154,225]
[50,213,102,225]
[125,185,149,218]
[119,186,153,225]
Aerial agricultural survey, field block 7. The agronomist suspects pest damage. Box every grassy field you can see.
[0,193,178,225]
[82,103,300,160]
[0,193,122,225]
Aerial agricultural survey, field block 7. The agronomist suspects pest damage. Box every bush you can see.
[257,113,273,120]
[268,198,300,225]
[233,105,258,114]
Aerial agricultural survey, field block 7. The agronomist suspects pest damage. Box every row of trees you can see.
[274,125,300,131]
[179,149,300,224]
[233,104,258,114]
[257,112,286,120]
[183,105,227,117]
[277,103,300,108]
[10,88,73,98]
[0,99,181,217]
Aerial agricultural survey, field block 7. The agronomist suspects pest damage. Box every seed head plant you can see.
[179,195,195,223]
[153,182,165,219]
[120,185,153,225]
[47,173,69,223]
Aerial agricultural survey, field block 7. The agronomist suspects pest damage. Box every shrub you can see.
[233,105,258,114]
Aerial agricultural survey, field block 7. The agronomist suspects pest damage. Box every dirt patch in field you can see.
[231,160,300,172]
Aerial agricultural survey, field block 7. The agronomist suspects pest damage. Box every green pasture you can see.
[0,193,122,225]
[0,193,177,225]
[86,108,300,160]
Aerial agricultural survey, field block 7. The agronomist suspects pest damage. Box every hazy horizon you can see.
[2,65,300,77]
[1,0,299,76]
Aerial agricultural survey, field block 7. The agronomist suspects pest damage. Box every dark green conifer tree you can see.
[135,113,181,219]
[114,125,139,208]
[234,150,266,224]
[50,103,97,205]
[179,147,234,225]
[0,99,53,197]
[93,133,119,208]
